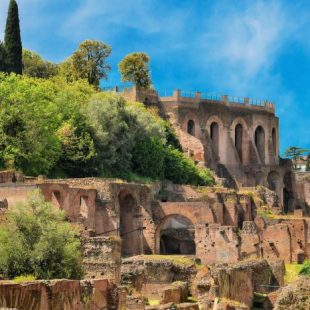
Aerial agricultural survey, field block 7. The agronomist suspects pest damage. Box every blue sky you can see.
[0,0,309,154]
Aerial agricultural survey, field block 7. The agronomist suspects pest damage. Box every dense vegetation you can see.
[0,191,83,279]
[0,73,213,185]
[299,260,310,276]
[0,0,213,186]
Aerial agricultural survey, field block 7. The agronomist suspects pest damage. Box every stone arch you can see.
[255,125,265,164]
[187,120,195,136]
[230,117,250,164]
[155,214,195,255]
[181,112,200,138]
[235,124,243,163]
[206,116,224,160]
[118,190,141,257]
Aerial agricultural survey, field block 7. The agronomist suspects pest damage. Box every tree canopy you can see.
[61,40,112,87]
[0,73,213,186]
[119,52,152,89]
[22,49,58,79]
[4,0,22,74]
[0,190,83,280]
[284,147,309,169]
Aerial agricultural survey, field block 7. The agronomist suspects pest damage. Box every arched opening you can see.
[255,126,265,163]
[235,124,243,163]
[210,122,219,155]
[119,191,140,257]
[283,171,294,213]
[272,128,277,156]
[187,120,195,136]
[158,215,195,255]
[52,191,61,209]
[267,171,281,201]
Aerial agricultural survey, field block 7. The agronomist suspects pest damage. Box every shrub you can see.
[299,261,310,276]
[164,146,214,186]
[0,190,83,280]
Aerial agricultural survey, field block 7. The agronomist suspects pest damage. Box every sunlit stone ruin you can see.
[0,87,309,309]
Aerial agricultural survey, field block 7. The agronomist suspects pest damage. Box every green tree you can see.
[119,52,152,88]
[0,42,7,72]
[0,190,83,279]
[284,147,309,169]
[23,49,58,78]
[67,40,112,87]
[84,93,166,176]
[132,137,165,180]
[4,0,22,74]
[56,121,97,177]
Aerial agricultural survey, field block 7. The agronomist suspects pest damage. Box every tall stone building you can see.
[119,87,296,212]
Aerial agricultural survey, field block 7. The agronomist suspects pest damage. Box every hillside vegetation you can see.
[0,73,213,186]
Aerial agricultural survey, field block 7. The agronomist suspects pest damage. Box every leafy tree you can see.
[0,190,83,279]
[132,137,165,180]
[84,92,165,176]
[56,121,97,177]
[0,42,7,72]
[284,147,309,169]
[4,0,22,74]
[0,74,96,176]
[119,52,152,88]
[66,40,112,87]
[23,49,58,79]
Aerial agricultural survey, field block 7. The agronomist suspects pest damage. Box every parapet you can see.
[160,89,275,114]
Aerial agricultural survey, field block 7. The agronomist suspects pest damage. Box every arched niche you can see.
[210,122,219,155]
[235,124,243,163]
[118,190,140,257]
[255,126,265,164]
[187,120,195,136]
[155,214,195,255]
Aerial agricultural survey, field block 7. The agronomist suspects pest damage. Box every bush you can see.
[0,190,83,280]
[164,146,214,186]
[299,261,310,276]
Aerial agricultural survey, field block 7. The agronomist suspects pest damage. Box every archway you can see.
[210,122,219,155]
[267,171,282,201]
[235,124,243,163]
[119,191,140,257]
[157,215,195,255]
[283,171,294,213]
[52,191,61,209]
[187,120,195,136]
[255,126,265,163]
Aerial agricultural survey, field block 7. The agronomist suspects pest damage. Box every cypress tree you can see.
[0,42,7,72]
[4,0,22,74]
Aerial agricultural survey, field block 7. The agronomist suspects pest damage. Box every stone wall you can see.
[83,236,121,283]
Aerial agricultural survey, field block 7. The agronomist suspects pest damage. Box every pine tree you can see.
[4,0,22,74]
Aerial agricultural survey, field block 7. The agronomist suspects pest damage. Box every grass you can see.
[138,255,197,268]
[148,299,160,306]
[285,263,303,284]
[13,275,36,283]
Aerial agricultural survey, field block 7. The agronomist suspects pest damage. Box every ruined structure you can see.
[118,87,300,213]
[0,88,309,309]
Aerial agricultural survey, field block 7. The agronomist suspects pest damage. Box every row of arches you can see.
[187,119,277,164]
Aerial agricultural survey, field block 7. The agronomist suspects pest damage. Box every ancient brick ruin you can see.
[0,88,309,309]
